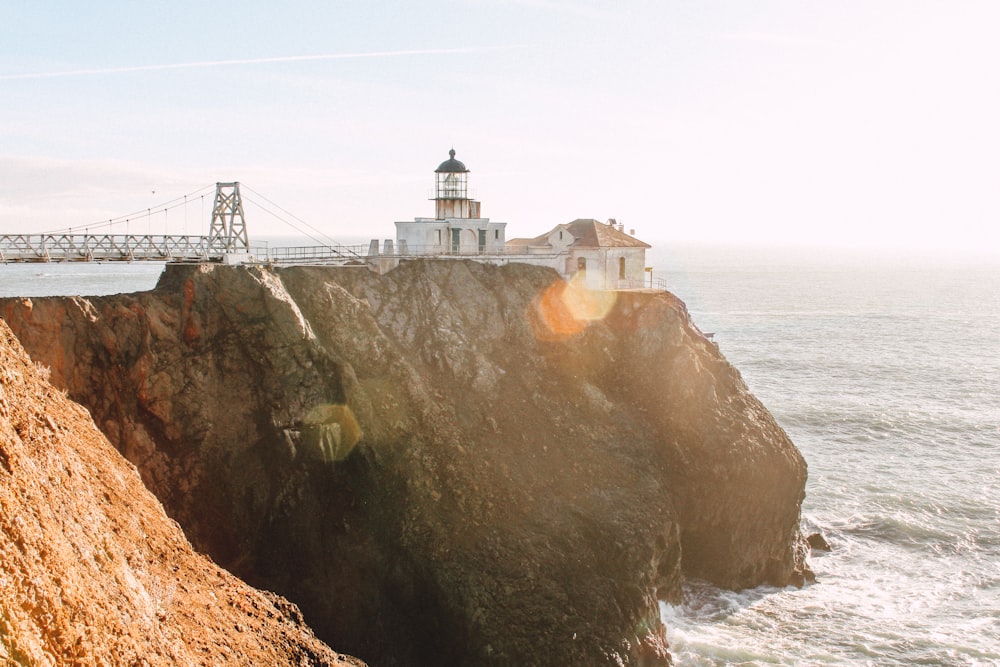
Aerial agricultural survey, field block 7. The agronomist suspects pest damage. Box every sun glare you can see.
[530,275,618,342]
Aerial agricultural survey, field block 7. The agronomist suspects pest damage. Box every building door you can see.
[478,229,487,253]
[451,228,461,254]
[577,257,587,277]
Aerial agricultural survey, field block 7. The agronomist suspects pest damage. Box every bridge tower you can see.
[207,182,250,252]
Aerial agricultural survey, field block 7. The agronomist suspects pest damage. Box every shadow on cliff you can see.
[0,260,809,666]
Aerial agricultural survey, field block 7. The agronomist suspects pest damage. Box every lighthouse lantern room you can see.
[434,149,480,219]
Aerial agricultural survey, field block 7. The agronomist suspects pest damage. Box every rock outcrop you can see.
[1,260,809,665]
[0,320,364,666]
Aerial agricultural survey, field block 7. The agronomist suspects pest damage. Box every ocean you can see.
[655,244,1000,666]
[1,243,998,666]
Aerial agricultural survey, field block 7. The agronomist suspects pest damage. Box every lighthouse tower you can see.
[395,149,506,255]
[434,149,480,219]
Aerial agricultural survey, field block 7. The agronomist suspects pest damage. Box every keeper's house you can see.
[506,218,650,290]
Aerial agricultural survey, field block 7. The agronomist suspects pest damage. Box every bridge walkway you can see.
[0,234,369,265]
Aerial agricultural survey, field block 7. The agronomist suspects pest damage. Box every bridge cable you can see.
[38,184,217,236]
[240,184,343,248]
[240,195,329,247]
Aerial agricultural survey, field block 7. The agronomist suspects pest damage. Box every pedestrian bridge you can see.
[0,233,371,265]
[0,233,246,263]
[0,182,367,266]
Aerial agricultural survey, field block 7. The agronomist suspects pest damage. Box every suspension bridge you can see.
[0,182,369,265]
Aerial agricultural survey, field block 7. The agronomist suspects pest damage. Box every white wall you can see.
[395,218,507,255]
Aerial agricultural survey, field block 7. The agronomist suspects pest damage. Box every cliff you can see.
[0,320,364,666]
[1,260,809,665]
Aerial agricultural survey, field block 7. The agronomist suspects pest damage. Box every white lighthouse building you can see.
[395,149,507,255]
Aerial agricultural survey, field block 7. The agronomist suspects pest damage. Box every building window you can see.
[619,256,626,280]
[437,229,442,245]
[494,229,499,240]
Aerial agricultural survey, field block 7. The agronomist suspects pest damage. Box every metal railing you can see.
[0,235,673,296]
[263,244,368,264]
[613,277,670,291]
[0,234,245,263]
[0,233,293,264]
[392,244,511,257]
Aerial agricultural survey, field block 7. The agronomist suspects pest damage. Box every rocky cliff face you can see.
[1,260,809,666]
[0,320,363,666]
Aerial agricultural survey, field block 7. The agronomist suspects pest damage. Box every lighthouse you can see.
[395,149,507,255]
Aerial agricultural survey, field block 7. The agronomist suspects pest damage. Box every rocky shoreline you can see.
[1,260,810,665]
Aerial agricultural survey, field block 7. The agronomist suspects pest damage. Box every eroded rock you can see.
[0,320,363,666]
[1,261,809,665]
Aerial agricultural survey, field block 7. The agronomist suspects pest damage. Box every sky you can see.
[1,1,998,253]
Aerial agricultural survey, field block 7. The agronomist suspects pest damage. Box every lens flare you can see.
[530,275,618,341]
[301,403,362,462]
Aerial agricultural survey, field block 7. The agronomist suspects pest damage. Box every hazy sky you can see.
[2,1,998,252]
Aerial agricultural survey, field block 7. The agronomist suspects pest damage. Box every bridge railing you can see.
[0,234,245,262]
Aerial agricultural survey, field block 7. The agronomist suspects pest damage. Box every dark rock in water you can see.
[788,565,817,588]
[807,532,832,552]
[1,261,809,666]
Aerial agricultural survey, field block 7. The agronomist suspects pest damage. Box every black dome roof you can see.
[435,149,469,173]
